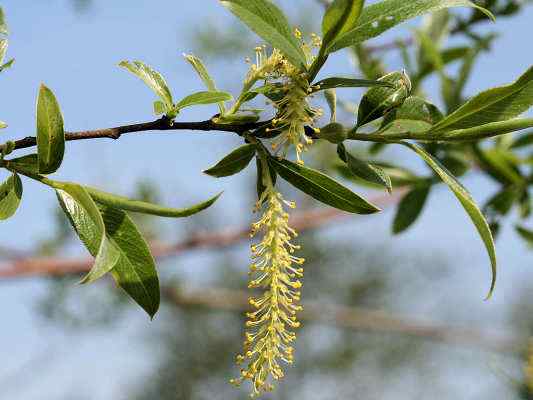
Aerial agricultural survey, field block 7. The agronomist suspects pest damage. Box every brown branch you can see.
[163,286,526,354]
[0,190,404,280]
[7,117,273,153]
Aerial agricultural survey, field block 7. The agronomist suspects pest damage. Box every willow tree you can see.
[1,0,532,397]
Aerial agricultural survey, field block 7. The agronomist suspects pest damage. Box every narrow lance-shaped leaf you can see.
[56,182,160,317]
[516,225,533,248]
[119,61,174,110]
[36,84,65,174]
[392,185,431,234]
[483,186,520,218]
[402,142,497,298]
[0,39,14,72]
[321,0,365,51]
[204,144,256,178]
[324,89,337,123]
[379,96,442,135]
[432,66,533,132]
[220,0,307,70]
[338,144,392,193]
[511,130,533,149]
[100,205,160,318]
[416,46,470,81]
[0,58,14,73]
[327,0,493,53]
[85,186,221,218]
[0,39,8,64]
[175,91,233,111]
[313,77,392,92]
[0,173,22,220]
[268,156,380,214]
[153,100,167,116]
[55,182,121,284]
[183,53,225,114]
[6,154,39,174]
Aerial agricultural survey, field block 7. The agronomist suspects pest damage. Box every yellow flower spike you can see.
[232,187,304,396]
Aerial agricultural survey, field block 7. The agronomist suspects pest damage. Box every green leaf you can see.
[479,148,523,185]
[483,186,520,217]
[439,118,533,142]
[0,58,14,73]
[321,0,365,52]
[56,183,160,317]
[220,0,307,69]
[0,7,8,35]
[384,96,443,124]
[183,53,217,92]
[432,66,533,132]
[379,96,442,135]
[392,185,431,234]
[85,186,221,218]
[324,89,337,123]
[183,53,225,114]
[100,205,160,318]
[36,84,65,174]
[268,156,380,214]
[338,144,392,193]
[510,130,533,149]
[417,46,470,81]
[119,61,174,110]
[0,121,6,129]
[313,77,392,91]
[175,91,233,111]
[204,144,256,178]
[440,151,470,177]
[374,162,421,187]
[0,39,13,72]
[402,142,496,298]
[6,154,39,174]
[327,0,493,53]
[353,43,387,80]
[56,183,121,284]
[0,173,22,220]
[516,225,533,248]
[0,39,7,64]
[357,71,411,128]
[153,100,167,116]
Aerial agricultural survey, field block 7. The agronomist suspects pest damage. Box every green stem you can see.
[227,76,261,116]
[4,164,56,187]
[348,118,533,143]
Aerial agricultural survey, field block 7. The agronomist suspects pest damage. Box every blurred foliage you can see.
[9,0,533,398]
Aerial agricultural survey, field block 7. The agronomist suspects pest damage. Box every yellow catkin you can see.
[231,188,304,397]
[242,34,322,165]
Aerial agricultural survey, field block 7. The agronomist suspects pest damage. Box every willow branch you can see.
[0,191,404,280]
[0,116,274,153]
[348,118,533,143]
[163,286,526,354]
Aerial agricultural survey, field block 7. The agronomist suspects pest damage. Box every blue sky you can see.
[0,1,532,399]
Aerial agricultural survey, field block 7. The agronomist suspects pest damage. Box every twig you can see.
[4,117,273,153]
[0,190,404,279]
[163,286,526,354]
